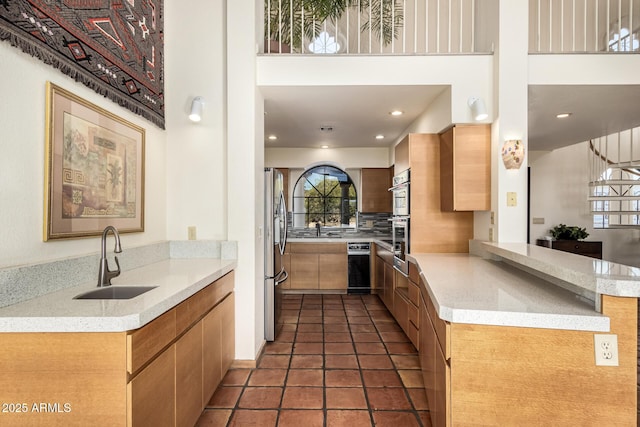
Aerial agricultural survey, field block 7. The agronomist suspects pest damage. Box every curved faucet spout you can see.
[98,226,122,287]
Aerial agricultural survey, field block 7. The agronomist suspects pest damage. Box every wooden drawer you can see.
[127,308,176,374]
[393,290,409,332]
[176,287,208,336]
[408,281,420,307]
[406,320,419,350]
[424,281,449,360]
[289,242,347,253]
[408,261,420,284]
[408,300,419,329]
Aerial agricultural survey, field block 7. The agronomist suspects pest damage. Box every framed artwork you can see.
[44,82,145,240]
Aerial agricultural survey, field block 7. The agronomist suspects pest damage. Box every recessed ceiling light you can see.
[375,134,385,140]
[556,113,572,119]
[321,145,329,149]
[390,110,403,116]
[267,135,277,140]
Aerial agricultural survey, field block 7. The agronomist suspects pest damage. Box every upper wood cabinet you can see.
[393,133,474,254]
[360,167,392,213]
[439,125,491,211]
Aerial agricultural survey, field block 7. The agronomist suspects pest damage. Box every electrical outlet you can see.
[532,217,545,225]
[490,211,495,225]
[594,334,619,366]
[488,227,494,242]
[188,226,196,240]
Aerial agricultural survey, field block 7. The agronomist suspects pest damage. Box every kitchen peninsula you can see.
[0,249,236,427]
[409,241,638,426]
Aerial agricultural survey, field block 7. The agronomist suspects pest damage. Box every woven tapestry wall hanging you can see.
[0,0,164,129]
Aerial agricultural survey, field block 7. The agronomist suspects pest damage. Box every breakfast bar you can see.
[406,242,638,426]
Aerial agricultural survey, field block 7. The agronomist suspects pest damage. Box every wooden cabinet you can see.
[374,244,395,311]
[176,322,203,427]
[129,344,176,427]
[439,125,491,212]
[394,133,474,253]
[393,261,420,349]
[360,167,392,213]
[0,271,235,427]
[419,288,450,427]
[288,243,347,290]
[535,239,602,259]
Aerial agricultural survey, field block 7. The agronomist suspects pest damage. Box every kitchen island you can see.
[408,242,638,426]
[0,257,236,427]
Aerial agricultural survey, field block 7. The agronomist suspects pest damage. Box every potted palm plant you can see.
[265,0,403,53]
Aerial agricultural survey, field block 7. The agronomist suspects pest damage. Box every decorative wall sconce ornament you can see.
[502,139,525,169]
[189,96,204,122]
[467,97,488,121]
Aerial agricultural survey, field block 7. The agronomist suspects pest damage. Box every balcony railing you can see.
[263,0,491,54]
[530,0,640,53]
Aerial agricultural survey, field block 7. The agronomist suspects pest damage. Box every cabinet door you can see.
[290,254,319,289]
[440,125,490,212]
[361,168,392,213]
[319,253,347,289]
[435,338,451,427]
[128,345,175,427]
[375,255,385,292]
[176,322,203,427]
[203,305,222,406]
[220,293,236,376]
[383,262,395,311]
[420,295,437,426]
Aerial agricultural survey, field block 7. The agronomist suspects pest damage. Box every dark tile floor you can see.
[196,294,431,427]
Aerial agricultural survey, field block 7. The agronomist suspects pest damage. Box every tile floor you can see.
[196,293,431,427]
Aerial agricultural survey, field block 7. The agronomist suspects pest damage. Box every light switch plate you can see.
[188,226,196,240]
[507,192,517,207]
[532,217,545,224]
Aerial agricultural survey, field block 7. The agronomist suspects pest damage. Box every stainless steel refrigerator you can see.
[264,168,288,341]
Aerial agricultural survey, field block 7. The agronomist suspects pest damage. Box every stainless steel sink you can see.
[74,286,157,300]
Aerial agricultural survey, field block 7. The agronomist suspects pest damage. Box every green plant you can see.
[549,224,589,240]
[265,0,403,51]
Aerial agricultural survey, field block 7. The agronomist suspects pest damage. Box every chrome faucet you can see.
[315,222,321,237]
[97,226,122,287]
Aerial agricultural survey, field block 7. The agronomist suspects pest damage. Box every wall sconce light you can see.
[189,96,204,122]
[502,139,525,170]
[468,97,488,121]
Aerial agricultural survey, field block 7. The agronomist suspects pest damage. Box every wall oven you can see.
[390,169,410,276]
[392,216,409,275]
[390,169,410,216]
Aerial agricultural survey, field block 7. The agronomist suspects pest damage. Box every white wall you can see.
[265,147,391,169]
[165,0,227,241]
[530,143,640,267]
[0,44,167,268]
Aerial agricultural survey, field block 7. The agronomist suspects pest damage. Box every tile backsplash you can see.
[287,212,391,239]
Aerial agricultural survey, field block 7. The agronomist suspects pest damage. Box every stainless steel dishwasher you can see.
[347,242,370,294]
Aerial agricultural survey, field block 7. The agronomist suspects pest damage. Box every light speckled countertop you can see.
[408,253,609,332]
[483,242,640,297]
[0,258,236,333]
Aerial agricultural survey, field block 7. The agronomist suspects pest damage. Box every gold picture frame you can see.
[44,82,145,240]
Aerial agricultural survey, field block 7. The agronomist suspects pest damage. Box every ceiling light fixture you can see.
[556,113,572,119]
[390,110,403,116]
[321,145,329,149]
[375,134,385,140]
[189,96,204,122]
[268,135,278,140]
[467,97,488,121]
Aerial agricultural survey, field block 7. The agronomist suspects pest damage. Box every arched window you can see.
[292,165,357,228]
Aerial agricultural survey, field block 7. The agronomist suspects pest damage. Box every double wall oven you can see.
[389,169,410,275]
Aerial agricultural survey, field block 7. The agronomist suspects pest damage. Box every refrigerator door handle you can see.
[275,268,289,286]
[278,191,288,255]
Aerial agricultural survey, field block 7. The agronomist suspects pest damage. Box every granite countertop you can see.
[482,242,640,297]
[408,253,609,332]
[0,258,236,333]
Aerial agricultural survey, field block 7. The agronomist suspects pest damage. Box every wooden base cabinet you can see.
[288,243,347,290]
[0,272,235,427]
[418,282,637,426]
